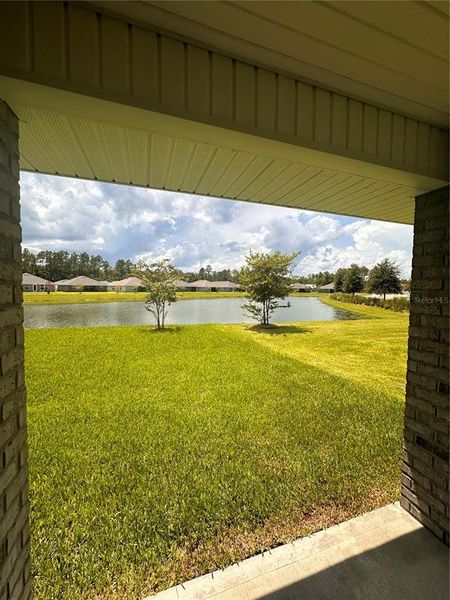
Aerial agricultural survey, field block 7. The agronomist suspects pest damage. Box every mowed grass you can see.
[23,291,317,305]
[23,291,245,304]
[24,291,149,304]
[25,304,408,599]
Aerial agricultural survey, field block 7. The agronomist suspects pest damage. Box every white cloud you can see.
[20,173,413,276]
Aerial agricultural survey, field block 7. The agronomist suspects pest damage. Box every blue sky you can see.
[20,172,414,277]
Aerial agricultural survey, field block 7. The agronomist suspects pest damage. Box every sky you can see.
[20,172,414,277]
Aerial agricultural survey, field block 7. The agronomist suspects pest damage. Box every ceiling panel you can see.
[324,1,448,60]
[231,1,447,91]
[16,104,421,224]
[87,0,449,125]
[180,144,217,193]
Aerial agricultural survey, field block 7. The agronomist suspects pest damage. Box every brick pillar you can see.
[0,101,31,598]
[401,185,449,545]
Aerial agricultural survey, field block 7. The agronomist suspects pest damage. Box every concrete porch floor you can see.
[147,503,449,600]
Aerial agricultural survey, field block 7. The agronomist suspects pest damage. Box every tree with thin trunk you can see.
[334,268,347,292]
[240,250,299,326]
[342,264,365,295]
[366,258,403,300]
[134,259,178,330]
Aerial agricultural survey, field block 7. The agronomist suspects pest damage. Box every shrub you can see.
[330,293,409,312]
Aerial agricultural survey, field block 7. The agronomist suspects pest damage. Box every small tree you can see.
[366,258,402,300]
[342,264,365,295]
[134,259,178,330]
[240,250,299,326]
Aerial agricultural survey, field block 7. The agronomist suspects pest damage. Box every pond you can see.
[23,296,359,329]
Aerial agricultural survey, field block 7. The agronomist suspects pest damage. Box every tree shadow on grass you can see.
[136,326,184,334]
[248,324,312,335]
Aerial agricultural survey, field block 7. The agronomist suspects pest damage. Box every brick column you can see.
[401,185,449,545]
[0,101,32,598]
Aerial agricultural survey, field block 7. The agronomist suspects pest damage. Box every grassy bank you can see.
[330,292,409,312]
[23,291,243,304]
[26,304,408,599]
[23,291,318,304]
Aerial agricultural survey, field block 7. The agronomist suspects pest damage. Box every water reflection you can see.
[24,296,359,329]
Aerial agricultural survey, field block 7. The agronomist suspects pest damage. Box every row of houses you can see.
[172,279,241,292]
[22,273,242,292]
[23,273,335,293]
[291,282,335,292]
[22,273,143,292]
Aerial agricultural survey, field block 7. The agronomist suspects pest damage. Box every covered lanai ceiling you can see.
[0,0,448,225]
[89,0,450,127]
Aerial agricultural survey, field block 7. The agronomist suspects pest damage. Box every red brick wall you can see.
[401,185,449,545]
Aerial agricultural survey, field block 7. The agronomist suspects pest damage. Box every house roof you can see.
[58,276,106,286]
[318,282,336,290]
[22,273,51,285]
[109,276,142,287]
[211,281,240,288]
[172,279,190,287]
[291,282,315,290]
[187,280,240,288]
[190,280,214,287]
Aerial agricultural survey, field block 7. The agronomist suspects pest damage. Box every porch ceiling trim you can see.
[2,76,446,225]
[0,0,448,185]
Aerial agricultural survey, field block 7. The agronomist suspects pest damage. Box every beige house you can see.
[0,2,448,597]
[210,281,241,292]
[22,273,51,292]
[291,282,315,293]
[108,276,144,292]
[317,282,336,293]
[188,279,213,292]
[183,280,241,292]
[55,276,109,292]
[53,278,69,290]
[172,279,192,291]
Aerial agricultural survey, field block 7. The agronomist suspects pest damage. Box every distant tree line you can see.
[22,249,407,297]
[22,248,135,282]
[22,249,243,283]
[295,271,335,287]
[182,264,241,283]
[293,259,406,298]
[333,259,403,299]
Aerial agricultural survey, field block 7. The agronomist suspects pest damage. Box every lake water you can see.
[23,297,359,329]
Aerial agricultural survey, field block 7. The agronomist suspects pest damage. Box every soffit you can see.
[7,78,445,226]
[86,0,450,127]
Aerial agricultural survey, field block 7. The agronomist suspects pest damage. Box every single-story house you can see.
[185,280,241,292]
[188,279,213,292]
[317,282,335,293]
[108,276,144,292]
[55,276,109,292]
[172,279,192,291]
[291,282,315,292]
[209,281,241,292]
[22,273,52,292]
[53,278,68,290]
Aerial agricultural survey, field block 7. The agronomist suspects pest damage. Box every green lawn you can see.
[23,291,317,304]
[25,303,408,599]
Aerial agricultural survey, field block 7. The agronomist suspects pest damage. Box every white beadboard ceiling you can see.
[88,0,450,127]
[15,102,423,224]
